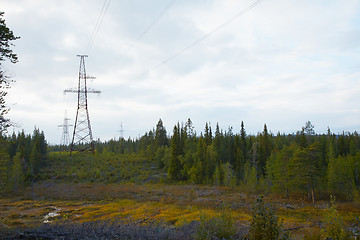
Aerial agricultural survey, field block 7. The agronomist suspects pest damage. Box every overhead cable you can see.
[137,0,264,79]
[120,0,177,56]
[85,0,111,54]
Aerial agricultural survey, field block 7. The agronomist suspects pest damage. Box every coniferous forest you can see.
[45,119,360,203]
[2,119,360,239]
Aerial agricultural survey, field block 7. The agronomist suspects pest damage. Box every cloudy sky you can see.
[2,0,360,144]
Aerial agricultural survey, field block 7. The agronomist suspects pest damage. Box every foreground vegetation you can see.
[0,182,359,239]
[1,120,360,238]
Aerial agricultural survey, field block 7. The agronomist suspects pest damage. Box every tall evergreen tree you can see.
[204,122,212,146]
[29,128,47,176]
[240,121,247,161]
[288,143,320,203]
[213,123,221,160]
[194,137,207,183]
[258,124,271,177]
[168,123,183,181]
[155,119,168,148]
[185,118,195,137]
[327,154,355,197]
[0,138,10,193]
[303,121,315,136]
[10,152,24,193]
[234,134,245,182]
[266,144,298,196]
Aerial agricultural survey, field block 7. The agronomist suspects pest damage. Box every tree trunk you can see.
[311,186,316,204]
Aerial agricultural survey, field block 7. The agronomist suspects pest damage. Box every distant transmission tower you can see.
[58,110,73,146]
[64,55,101,155]
[118,122,125,139]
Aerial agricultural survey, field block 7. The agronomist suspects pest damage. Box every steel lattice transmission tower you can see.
[118,122,125,139]
[64,55,101,155]
[58,110,73,146]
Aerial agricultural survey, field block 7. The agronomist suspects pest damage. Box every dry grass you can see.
[1,182,359,239]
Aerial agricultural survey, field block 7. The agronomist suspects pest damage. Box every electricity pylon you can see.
[118,122,125,139]
[64,55,101,155]
[58,110,73,146]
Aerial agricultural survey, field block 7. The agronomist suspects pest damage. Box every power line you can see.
[85,0,111,54]
[135,0,264,79]
[135,0,177,44]
[113,0,177,62]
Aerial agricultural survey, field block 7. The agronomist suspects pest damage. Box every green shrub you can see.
[322,195,351,240]
[248,196,289,240]
[195,206,237,240]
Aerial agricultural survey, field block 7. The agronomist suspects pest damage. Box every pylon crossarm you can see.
[64,89,101,94]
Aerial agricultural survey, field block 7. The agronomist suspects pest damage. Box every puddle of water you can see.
[43,206,61,223]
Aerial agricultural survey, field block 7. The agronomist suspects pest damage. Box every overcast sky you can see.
[2,0,360,144]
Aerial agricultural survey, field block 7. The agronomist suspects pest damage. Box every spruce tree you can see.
[240,121,247,161]
[327,154,355,197]
[0,140,10,193]
[168,123,183,181]
[155,119,168,148]
[10,152,24,193]
[204,122,212,145]
[258,124,271,176]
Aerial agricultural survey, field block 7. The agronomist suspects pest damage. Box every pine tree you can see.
[288,143,320,203]
[0,12,20,134]
[267,144,297,196]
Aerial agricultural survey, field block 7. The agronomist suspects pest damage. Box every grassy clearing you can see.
[1,182,359,239]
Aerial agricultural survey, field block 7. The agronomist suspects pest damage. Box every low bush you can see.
[195,205,238,240]
[248,196,289,240]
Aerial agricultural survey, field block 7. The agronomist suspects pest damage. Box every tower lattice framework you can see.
[58,110,73,146]
[64,55,101,155]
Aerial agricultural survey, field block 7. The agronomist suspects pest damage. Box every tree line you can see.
[81,119,360,202]
[0,128,47,193]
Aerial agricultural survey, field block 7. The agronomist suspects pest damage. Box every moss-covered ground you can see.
[1,182,359,239]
